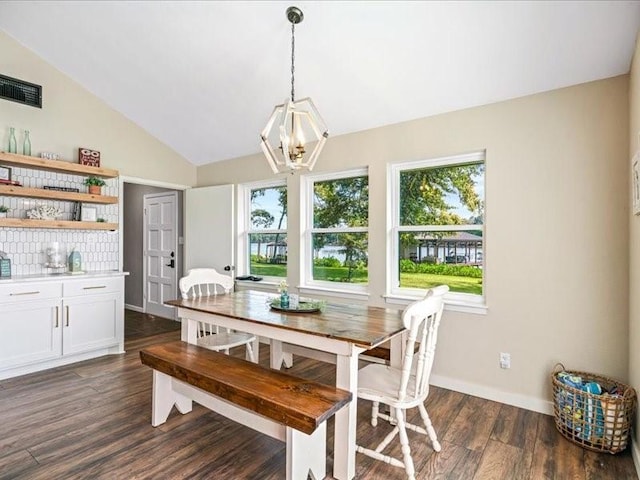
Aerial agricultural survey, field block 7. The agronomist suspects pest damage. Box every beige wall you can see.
[198,76,630,410]
[0,31,196,186]
[629,33,640,457]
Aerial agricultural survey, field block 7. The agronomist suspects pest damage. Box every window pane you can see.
[314,176,368,228]
[399,163,484,226]
[251,186,287,230]
[312,233,368,284]
[249,233,287,277]
[398,230,483,294]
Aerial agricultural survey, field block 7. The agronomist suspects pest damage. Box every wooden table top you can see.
[166,289,405,348]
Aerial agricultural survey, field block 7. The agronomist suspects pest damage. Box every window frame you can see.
[299,167,370,299]
[387,151,487,314]
[237,178,288,282]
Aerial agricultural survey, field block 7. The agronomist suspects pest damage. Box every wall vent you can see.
[0,74,42,108]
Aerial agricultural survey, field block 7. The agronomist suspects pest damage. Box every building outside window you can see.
[390,152,485,304]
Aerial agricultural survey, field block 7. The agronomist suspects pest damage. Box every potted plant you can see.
[83,176,106,195]
[0,205,8,218]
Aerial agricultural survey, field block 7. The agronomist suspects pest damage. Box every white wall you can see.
[198,75,630,412]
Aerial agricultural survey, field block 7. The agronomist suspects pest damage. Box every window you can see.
[301,169,369,293]
[389,152,485,305]
[239,180,287,280]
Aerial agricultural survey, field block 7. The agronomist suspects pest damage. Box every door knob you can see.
[166,259,175,268]
[224,265,234,271]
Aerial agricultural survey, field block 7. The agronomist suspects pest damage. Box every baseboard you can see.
[125,303,144,313]
[632,436,640,479]
[429,373,554,415]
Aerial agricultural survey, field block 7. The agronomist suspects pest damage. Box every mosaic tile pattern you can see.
[0,167,119,275]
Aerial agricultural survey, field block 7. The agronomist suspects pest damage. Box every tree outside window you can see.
[308,172,369,285]
[393,153,485,297]
[248,185,287,278]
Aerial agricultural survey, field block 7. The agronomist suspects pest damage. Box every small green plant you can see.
[83,176,106,187]
[96,217,106,223]
[0,205,8,213]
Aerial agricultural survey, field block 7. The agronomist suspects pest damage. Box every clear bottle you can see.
[23,130,31,156]
[8,127,17,154]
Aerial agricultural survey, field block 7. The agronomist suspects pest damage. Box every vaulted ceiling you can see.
[1,1,639,166]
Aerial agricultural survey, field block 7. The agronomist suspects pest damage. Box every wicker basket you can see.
[551,364,636,454]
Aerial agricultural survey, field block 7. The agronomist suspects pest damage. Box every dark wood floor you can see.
[0,310,637,479]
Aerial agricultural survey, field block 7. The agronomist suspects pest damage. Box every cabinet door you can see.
[0,299,62,371]
[62,293,120,355]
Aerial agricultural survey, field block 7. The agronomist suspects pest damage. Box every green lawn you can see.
[251,262,482,294]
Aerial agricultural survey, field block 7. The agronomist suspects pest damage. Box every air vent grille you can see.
[0,74,42,108]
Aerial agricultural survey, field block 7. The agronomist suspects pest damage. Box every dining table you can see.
[166,289,406,480]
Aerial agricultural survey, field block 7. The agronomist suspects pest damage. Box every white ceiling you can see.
[0,1,639,166]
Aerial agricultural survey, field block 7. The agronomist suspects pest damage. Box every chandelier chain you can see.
[290,22,295,102]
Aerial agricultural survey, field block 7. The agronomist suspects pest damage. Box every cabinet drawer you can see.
[0,282,62,303]
[63,276,122,297]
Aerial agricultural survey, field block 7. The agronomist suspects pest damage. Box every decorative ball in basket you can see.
[551,364,636,454]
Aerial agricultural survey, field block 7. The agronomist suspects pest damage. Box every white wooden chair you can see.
[356,285,449,480]
[179,268,257,363]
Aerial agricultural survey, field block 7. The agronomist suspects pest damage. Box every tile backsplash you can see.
[0,166,119,275]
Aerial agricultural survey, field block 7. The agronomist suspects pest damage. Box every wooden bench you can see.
[140,341,352,480]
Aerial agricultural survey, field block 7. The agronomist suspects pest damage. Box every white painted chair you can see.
[356,285,449,480]
[179,268,257,363]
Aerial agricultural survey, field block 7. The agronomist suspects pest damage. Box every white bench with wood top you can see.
[140,341,352,480]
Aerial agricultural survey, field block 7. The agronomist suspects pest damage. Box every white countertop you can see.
[0,271,129,284]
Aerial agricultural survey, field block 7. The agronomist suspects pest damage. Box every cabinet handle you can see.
[65,305,69,327]
[55,306,59,328]
[9,291,40,296]
[83,286,106,290]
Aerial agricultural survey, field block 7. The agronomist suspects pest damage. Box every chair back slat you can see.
[396,285,447,402]
[179,268,234,299]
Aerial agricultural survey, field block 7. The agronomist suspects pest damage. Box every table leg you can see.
[270,340,285,370]
[180,315,198,344]
[334,353,358,480]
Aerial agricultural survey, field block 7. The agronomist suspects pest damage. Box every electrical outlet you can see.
[500,352,511,369]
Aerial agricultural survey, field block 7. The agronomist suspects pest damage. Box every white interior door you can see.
[144,192,178,319]
[185,185,234,273]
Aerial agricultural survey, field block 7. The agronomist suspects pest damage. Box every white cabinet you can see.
[62,277,123,356]
[0,274,125,380]
[0,298,61,369]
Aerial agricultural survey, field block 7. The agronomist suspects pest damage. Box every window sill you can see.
[298,285,370,301]
[383,294,487,315]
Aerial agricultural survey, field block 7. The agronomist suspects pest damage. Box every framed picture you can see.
[81,206,97,222]
[78,148,101,167]
[633,152,640,216]
[0,166,11,181]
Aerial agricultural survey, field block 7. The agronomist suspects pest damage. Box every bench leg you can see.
[286,423,326,480]
[151,371,193,427]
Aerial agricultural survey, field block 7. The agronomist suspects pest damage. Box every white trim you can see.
[125,303,144,313]
[299,167,369,291]
[384,294,488,315]
[632,438,640,479]
[429,373,553,415]
[298,285,370,301]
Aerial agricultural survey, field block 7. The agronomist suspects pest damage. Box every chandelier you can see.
[260,6,329,174]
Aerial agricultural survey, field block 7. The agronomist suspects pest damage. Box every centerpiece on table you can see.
[269,280,326,313]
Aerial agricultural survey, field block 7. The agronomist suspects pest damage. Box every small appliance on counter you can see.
[44,242,67,274]
[0,252,11,277]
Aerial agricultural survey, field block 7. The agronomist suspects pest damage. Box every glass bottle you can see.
[280,290,290,309]
[8,127,17,154]
[23,130,31,156]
